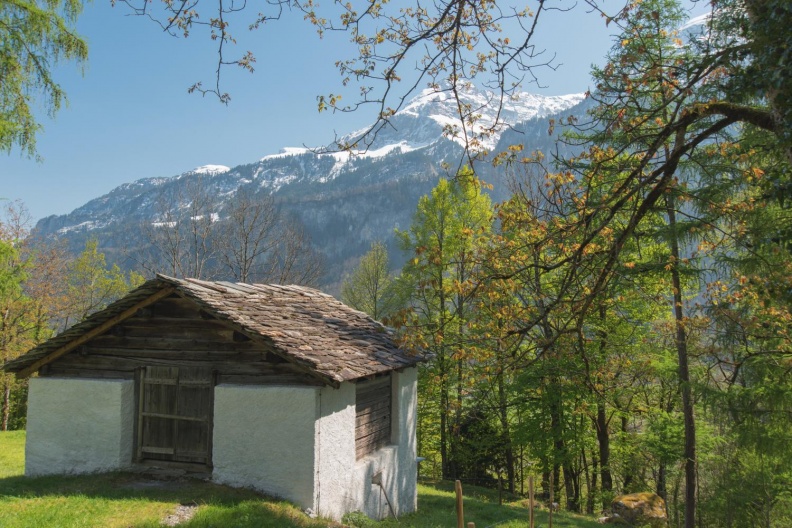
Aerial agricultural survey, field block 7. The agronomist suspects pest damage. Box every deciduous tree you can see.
[341,240,401,321]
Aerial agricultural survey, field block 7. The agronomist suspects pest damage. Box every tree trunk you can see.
[588,453,599,514]
[1,383,10,431]
[595,403,613,508]
[542,470,551,501]
[564,462,580,512]
[550,391,566,508]
[657,462,667,500]
[667,194,697,528]
[497,345,515,493]
[622,416,634,492]
[440,364,449,479]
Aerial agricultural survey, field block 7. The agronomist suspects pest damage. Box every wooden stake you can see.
[455,480,464,528]
[529,475,535,528]
[467,524,476,528]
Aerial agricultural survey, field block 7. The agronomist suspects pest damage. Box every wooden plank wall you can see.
[40,295,322,386]
[355,374,392,459]
[138,366,214,466]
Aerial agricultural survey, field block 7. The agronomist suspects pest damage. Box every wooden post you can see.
[529,475,535,528]
[455,480,464,528]
[498,473,503,506]
[549,472,554,528]
[467,523,476,528]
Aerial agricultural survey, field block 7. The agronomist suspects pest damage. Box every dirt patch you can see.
[161,503,199,526]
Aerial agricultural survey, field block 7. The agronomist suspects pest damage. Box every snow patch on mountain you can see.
[342,86,586,151]
[404,88,586,150]
[260,173,298,191]
[191,165,231,175]
[260,147,312,161]
[680,12,710,31]
[57,220,105,234]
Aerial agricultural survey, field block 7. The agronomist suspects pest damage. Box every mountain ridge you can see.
[34,86,590,292]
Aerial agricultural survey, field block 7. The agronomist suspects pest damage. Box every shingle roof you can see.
[3,275,422,385]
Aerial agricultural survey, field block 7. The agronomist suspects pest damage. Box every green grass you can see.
[0,430,25,478]
[0,431,338,528]
[358,480,603,528]
[1,431,601,527]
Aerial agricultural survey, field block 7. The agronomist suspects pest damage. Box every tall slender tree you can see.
[396,168,492,479]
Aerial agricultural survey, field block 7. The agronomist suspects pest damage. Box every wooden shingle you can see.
[3,275,423,385]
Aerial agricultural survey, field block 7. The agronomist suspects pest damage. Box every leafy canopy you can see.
[0,0,87,158]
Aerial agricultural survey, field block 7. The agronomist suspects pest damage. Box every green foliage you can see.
[0,0,87,157]
[0,238,36,431]
[395,168,492,480]
[64,238,145,326]
[340,241,402,321]
[0,241,25,299]
[341,511,378,528]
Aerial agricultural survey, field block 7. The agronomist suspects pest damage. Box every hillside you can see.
[32,87,589,291]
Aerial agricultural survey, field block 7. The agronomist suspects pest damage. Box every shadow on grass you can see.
[0,472,338,528]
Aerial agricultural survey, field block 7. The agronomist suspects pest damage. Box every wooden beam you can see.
[17,287,177,378]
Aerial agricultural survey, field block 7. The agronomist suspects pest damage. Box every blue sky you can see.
[1,1,707,222]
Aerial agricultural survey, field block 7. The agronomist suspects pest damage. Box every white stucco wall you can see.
[25,377,135,476]
[314,381,357,519]
[314,368,418,520]
[212,384,318,510]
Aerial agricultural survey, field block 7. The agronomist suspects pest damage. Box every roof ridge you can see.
[4,274,424,382]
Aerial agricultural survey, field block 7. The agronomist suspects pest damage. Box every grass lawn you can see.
[0,431,601,527]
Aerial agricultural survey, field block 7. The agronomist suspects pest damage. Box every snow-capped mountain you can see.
[34,86,588,291]
[337,87,585,152]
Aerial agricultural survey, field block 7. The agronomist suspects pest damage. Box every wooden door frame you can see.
[133,365,216,471]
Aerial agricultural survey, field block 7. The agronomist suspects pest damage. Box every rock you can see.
[597,513,630,525]
[611,492,667,527]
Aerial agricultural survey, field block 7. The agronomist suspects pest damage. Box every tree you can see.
[483,0,792,522]
[0,0,87,157]
[396,169,492,479]
[340,241,401,321]
[0,238,31,430]
[138,179,324,285]
[258,215,324,287]
[63,238,144,327]
[0,201,56,430]
[215,192,280,283]
[139,177,219,279]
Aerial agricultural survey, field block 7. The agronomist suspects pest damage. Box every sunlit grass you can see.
[0,430,25,478]
[363,480,603,528]
[0,431,337,528]
[1,431,601,527]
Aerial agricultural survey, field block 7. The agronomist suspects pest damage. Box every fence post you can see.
[467,523,476,528]
[529,475,535,528]
[455,479,464,528]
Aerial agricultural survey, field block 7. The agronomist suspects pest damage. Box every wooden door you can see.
[136,366,214,467]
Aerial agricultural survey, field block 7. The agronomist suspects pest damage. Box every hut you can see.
[2,275,422,521]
